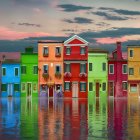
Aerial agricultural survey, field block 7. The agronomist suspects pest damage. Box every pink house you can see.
[108,42,128,97]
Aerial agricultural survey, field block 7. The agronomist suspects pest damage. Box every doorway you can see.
[96,83,100,97]
[7,83,13,96]
[27,83,32,97]
[108,82,114,97]
[72,82,78,98]
[49,86,53,97]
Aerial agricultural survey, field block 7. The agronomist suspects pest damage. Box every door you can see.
[27,83,32,97]
[72,82,78,98]
[109,82,114,97]
[96,83,99,97]
[8,83,13,96]
[49,87,53,97]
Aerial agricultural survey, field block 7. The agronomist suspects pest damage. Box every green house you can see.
[88,49,108,99]
[21,47,38,97]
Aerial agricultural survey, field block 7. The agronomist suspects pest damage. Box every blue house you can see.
[0,53,21,97]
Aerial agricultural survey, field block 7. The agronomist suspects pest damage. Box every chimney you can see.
[116,42,122,60]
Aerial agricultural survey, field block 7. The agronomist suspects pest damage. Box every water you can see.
[0,97,140,140]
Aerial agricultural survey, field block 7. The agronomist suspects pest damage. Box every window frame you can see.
[122,64,127,74]
[43,46,49,56]
[21,65,26,74]
[14,83,20,92]
[102,62,106,71]
[14,67,19,77]
[43,64,48,74]
[129,67,134,75]
[33,65,38,74]
[2,67,6,76]
[64,81,70,91]
[109,64,114,74]
[89,63,92,71]
[66,46,71,55]
[102,82,106,91]
[122,81,127,91]
[129,49,133,58]
[80,46,86,55]
[89,82,93,91]
[80,82,86,92]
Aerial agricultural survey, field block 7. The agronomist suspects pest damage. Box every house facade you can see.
[88,49,108,98]
[108,42,128,97]
[64,35,88,98]
[127,46,140,97]
[38,41,64,98]
[21,47,38,97]
[1,53,20,97]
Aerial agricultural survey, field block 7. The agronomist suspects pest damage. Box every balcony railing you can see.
[79,72,87,78]
[64,72,72,78]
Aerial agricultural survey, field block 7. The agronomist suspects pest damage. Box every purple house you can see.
[108,42,128,97]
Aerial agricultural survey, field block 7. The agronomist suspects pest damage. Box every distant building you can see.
[38,41,64,98]
[0,52,20,97]
[21,47,38,97]
[88,48,108,98]
[108,42,128,97]
[64,35,88,98]
[127,46,140,97]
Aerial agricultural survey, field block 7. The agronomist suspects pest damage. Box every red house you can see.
[108,42,128,97]
[63,35,88,98]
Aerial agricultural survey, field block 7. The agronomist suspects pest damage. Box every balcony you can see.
[42,73,49,79]
[64,72,72,78]
[55,53,61,57]
[43,53,49,57]
[79,72,87,78]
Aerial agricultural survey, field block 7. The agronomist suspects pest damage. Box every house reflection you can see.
[20,98,38,140]
[108,98,127,140]
[63,99,88,140]
[88,96,108,139]
[38,98,64,140]
[0,97,20,136]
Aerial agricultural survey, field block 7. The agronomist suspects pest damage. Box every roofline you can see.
[38,41,64,43]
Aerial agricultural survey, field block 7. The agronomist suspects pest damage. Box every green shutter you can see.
[33,66,38,74]
[14,84,19,92]
[21,66,26,74]
[2,68,6,76]
[2,84,7,91]
[15,68,19,76]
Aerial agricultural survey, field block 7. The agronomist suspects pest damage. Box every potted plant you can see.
[43,53,49,57]
[42,73,49,79]
[55,53,61,57]
[79,72,87,78]
[64,72,72,78]
[55,72,61,78]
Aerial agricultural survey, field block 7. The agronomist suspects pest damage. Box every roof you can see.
[38,40,64,43]
[109,52,127,61]
[88,48,108,53]
[0,52,20,63]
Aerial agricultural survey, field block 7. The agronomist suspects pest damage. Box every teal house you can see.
[88,49,108,99]
[21,47,38,97]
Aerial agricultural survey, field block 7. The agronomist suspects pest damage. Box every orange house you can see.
[38,41,64,98]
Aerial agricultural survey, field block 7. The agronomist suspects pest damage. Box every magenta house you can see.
[108,42,128,97]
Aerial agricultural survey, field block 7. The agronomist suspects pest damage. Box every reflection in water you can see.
[0,97,140,139]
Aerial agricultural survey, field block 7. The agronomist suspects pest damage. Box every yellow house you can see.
[128,46,140,97]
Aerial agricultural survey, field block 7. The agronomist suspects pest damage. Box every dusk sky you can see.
[0,0,140,52]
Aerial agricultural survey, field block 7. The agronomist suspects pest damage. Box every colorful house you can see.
[0,52,20,97]
[88,48,108,98]
[64,35,88,98]
[108,42,128,97]
[127,46,140,97]
[21,47,38,97]
[38,41,64,98]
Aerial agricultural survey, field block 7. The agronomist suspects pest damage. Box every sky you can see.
[0,0,140,52]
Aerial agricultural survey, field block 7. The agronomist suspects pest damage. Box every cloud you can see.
[18,23,41,27]
[57,4,93,12]
[99,7,140,15]
[93,11,132,20]
[63,17,93,24]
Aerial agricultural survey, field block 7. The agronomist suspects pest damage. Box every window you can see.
[80,82,86,92]
[89,82,93,91]
[65,64,70,72]
[102,83,106,91]
[129,68,134,75]
[109,64,114,74]
[14,84,20,92]
[33,83,37,92]
[80,64,86,73]
[129,50,133,57]
[66,47,71,55]
[2,68,6,76]
[33,66,38,74]
[55,47,61,55]
[43,47,48,56]
[56,65,61,73]
[113,52,117,59]
[64,82,70,91]
[102,63,106,71]
[2,84,7,91]
[130,84,137,92]
[15,68,19,76]
[21,83,26,92]
[43,65,48,73]
[122,64,127,74]
[89,63,92,71]
[80,47,86,55]
[122,82,127,90]
[21,66,26,74]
